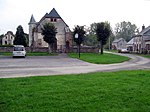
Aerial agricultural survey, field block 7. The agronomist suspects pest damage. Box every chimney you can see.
[142,24,145,30]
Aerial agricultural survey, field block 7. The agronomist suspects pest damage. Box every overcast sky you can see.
[0,0,150,34]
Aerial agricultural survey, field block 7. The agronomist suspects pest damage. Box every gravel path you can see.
[0,52,149,78]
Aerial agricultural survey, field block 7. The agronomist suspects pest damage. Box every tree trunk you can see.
[101,41,103,54]
[79,44,80,58]
[48,43,52,54]
[99,41,103,54]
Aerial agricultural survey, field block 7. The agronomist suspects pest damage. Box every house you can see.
[2,31,15,45]
[28,8,72,52]
[132,25,150,54]
[145,36,150,54]
[112,38,127,50]
[127,38,134,51]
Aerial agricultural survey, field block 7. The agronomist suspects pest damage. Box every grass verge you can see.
[0,52,11,56]
[137,54,150,58]
[27,52,57,56]
[0,70,150,112]
[105,49,118,53]
[68,53,130,64]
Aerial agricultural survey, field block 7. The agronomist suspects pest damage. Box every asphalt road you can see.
[0,53,150,78]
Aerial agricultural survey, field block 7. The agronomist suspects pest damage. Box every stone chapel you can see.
[28,8,72,51]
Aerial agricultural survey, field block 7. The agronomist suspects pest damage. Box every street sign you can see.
[75,33,78,38]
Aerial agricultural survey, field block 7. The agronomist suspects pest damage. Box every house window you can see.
[51,18,57,22]
[6,36,7,39]
[146,44,150,50]
[5,41,7,44]
[38,43,42,46]
[54,18,57,22]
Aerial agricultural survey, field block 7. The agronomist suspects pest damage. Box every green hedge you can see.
[0,45,14,47]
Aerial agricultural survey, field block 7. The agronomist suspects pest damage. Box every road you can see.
[0,53,149,78]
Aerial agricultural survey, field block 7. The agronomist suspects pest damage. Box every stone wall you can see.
[0,47,48,52]
[0,46,98,53]
[26,47,49,52]
[69,46,99,53]
[0,47,13,52]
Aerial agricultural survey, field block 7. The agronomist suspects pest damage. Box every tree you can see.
[104,32,115,50]
[114,21,139,42]
[87,23,97,35]
[96,22,111,54]
[84,23,98,46]
[41,23,57,53]
[84,34,98,46]
[14,25,27,47]
[73,25,86,57]
[73,25,86,45]
[24,33,29,46]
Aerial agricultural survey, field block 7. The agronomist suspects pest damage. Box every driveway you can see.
[0,53,149,78]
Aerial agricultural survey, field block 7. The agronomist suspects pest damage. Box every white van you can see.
[13,45,26,58]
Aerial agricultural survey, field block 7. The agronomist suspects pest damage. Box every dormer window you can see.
[51,18,57,22]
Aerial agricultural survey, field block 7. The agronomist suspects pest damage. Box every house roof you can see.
[144,36,150,41]
[37,8,69,27]
[138,25,150,36]
[113,38,125,43]
[29,14,36,24]
[127,38,134,45]
[7,31,14,36]
[45,8,61,18]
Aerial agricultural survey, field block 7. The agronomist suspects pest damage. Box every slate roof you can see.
[144,36,150,41]
[5,31,14,37]
[45,8,61,18]
[138,25,150,36]
[29,15,36,24]
[127,38,134,45]
[113,38,125,43]
[38,8,68,27]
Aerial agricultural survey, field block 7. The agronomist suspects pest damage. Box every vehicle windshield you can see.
[14,47,24,51]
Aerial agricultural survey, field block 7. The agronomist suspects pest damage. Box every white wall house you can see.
[127,38,134,51]
[132,25,150,53]
[112,38,127,50]
[2,31,15,45]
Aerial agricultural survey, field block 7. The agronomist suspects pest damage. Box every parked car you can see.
[12,45,26,58]
[118,49,129,53]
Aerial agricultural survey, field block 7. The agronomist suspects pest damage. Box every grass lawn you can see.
[0,52,57,56]
[27,52,57,56]
[105,49,118,53]
[68,53,130,64]
[0,70,150,112]
[143,55,150,58]
[137,54,150,58]
[0,52,11,56]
